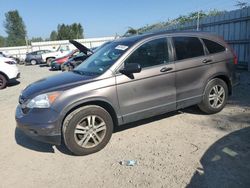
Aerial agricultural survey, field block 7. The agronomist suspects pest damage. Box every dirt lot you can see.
[0,65,249,188]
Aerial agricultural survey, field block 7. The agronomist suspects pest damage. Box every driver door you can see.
[116,37,176,124]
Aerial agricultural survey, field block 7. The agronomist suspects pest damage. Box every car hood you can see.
[21,72,96,100]
[69,40,93,55]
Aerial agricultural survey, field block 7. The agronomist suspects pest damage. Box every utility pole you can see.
[197,11,200,31]
[25,35,29,53]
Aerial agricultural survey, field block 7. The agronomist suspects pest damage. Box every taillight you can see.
[233,54,238,65]
[227,45,238,65]
[5,61,16,65]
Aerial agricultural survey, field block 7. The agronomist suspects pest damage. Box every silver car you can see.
[16,31,239,155]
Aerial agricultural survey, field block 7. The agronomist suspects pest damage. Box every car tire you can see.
[46,58,54,66]
[198,78,228,114]
[0,74,7,89]
[30,59,37,65]
[63,105,114,156]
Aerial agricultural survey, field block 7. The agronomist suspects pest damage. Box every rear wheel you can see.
[63,105,113,155]
[198,78,228,114]
[30,59,37,65]
[0,74,7,89]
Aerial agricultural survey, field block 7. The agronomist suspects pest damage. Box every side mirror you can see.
[119,63,141,75]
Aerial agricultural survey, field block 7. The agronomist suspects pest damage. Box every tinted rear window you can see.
[173,37,204,60]
[202,39,225,54]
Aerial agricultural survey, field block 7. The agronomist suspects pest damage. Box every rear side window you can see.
[202,39,225,54]
[173,37,204,60]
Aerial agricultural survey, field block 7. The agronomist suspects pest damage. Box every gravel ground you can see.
[0,65,249,188]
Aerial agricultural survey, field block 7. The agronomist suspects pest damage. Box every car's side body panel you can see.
[15,31,239,146]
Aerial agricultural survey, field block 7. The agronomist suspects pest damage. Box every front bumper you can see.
[15,105,61,145]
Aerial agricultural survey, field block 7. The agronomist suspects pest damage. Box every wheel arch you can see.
[204,73,232,96]
[0,71,9,81]
[60,99,119,129]
[46,57,55,61]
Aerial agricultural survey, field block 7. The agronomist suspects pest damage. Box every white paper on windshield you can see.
[115,45,128,51]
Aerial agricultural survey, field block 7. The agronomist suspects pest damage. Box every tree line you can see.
[0,10,84,47]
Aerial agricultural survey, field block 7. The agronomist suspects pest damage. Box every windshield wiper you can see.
[72,70,85,75]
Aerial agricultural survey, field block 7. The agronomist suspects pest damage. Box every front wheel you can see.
[198,78,228,114]
[0,74,7,89]
[63,105,113,155]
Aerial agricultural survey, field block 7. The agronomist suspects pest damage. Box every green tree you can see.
[56,23,84,40]
[77,23,83,39]
[4,10,27,46]
[0,36,5,47]
[235,1,248,9]
[50,30,58,41]
[124,27,137,36]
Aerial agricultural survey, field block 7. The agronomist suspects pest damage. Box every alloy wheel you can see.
[74,115,107,148]
[209,85,225,109]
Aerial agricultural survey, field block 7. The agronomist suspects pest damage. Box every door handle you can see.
[160,67,173,72]
[202,59,212,63]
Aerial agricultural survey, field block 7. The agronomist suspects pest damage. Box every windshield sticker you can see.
[115,45,128,51]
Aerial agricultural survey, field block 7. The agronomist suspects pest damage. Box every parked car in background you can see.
[25,50,52,65]
[60,40,94,71]
[41,45,71,66]
[61,52,89,71]
[0,51,9,58]
[16,31,239,155]
[0,52,21,64]
[50,50,80,70]
[0,56,20,89]
[61,41,112,71]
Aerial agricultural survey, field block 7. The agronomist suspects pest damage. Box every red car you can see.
[50,49,79,70]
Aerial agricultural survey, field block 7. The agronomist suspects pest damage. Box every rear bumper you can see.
[15,105,61,145]
[232,72,240,87]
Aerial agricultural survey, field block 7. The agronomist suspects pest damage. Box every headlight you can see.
[26,92,61,108]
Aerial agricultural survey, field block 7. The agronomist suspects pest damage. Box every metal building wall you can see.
[157,7,250,69]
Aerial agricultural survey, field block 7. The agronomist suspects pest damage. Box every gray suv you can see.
[16,32,239,155]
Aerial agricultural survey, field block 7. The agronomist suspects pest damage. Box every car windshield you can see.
[75,41,132,75]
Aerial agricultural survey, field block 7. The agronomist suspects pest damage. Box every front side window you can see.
[173,37,204,61]
[125,38,169,68]
[36,51,43,55]
[202,39,225,54]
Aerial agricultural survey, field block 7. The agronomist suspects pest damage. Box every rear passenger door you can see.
[172,36,210,109]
